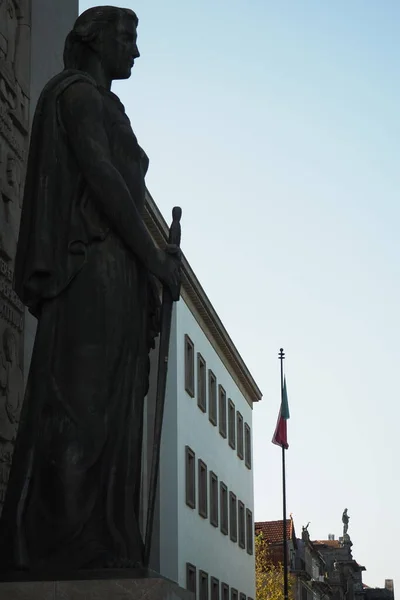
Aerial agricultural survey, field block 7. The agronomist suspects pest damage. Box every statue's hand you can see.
[152,247,181,300]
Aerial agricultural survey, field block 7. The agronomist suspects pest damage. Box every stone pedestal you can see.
[0,573,194,600]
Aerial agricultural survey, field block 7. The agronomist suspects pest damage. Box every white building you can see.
[144,194,263,600]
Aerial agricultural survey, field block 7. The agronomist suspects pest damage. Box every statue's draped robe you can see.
[0,70,156,570]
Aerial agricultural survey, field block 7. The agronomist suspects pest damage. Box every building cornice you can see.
[144,190,263,407]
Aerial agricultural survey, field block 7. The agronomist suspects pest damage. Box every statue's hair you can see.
[63,6,138,70]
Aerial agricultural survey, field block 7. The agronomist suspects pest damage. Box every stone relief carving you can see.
[0,0,30,89]
[0,0,30,514]
[0,327,23,504]
[0,0,30,262]
[0,258,24,514]
[0,0,19,66]
[0,257,24,330]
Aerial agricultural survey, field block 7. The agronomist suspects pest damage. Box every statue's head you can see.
[63,6,139,80]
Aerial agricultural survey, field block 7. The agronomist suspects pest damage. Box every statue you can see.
[342,508,350,535]
[301,522,310,541]
[0,6,180,573]
[333,559,339,571]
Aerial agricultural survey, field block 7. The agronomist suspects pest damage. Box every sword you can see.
[144,206,182,568]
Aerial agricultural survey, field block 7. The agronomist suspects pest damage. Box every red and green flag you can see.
[272,377,290,449]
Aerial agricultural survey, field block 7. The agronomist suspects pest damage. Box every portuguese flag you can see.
[272,377,290,449]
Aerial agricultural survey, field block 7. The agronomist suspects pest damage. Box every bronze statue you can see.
[0,6,180,572]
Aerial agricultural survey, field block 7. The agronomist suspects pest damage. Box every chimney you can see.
[385,580,394,593]
[328,534,335,541]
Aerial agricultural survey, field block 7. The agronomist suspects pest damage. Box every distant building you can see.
[364,580,395,600]
[144,193,263,599]
[255,515,394,600]
[312,536,365,600]
[296,526,332,600]
[255,518,333,600]
[255,518,297,568]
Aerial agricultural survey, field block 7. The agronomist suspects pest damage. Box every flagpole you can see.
[279,348,289,600]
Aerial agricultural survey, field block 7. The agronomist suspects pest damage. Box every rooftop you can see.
[255,519,295,544]
[313,540,341,548]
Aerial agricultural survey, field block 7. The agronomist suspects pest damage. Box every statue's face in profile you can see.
[102,17,140,81]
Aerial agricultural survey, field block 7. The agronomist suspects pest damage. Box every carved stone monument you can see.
[0,0,31,517]
[0,3,181,579]
[0,8,187,600]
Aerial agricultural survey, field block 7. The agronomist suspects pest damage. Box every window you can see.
[246,508,253,554]
[238,500,245,549]
[240,594,246,600]
[229,491,237,543]
[210,471,218,527]
[228,399,235,449]
[244,423,252,469]
[219,386,227,438]
[209,370,217,426]
[185,446,196,509]
[211,577,219,600]
[237,412,244,459]
[199,571,209,600]
[231,589,238,600]
[221,583,229,600]
[187,563,197,598]
[185,335,195,397]
[197,354,206,412]
[198,459,208,518]
[220,482,228,535]
[302,586,308,600]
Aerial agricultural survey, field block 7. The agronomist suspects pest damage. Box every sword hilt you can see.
[169,206,182,247]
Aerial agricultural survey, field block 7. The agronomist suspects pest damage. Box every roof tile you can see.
[255,519,294,544]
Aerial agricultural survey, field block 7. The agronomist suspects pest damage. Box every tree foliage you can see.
[255,532,295,600]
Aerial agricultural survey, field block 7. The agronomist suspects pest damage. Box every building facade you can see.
[296,527,332,600]
[312,537,365,600]
[145,194,262,599]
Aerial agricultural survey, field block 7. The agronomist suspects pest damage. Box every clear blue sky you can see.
[79,1,400,588]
